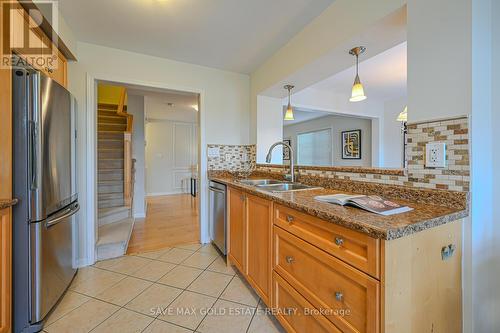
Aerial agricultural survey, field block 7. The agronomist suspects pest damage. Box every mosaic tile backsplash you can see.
[406,117,470,191]
[208,116,470,193]
[207,144,256,171]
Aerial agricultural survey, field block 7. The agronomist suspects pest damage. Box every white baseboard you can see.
[75,257,93,268]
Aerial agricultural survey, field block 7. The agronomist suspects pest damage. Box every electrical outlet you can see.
[425,142,446,168]
[241,153,248,162]
[225,153,231,161]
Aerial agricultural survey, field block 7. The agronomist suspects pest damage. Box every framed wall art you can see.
[341,130,361,159]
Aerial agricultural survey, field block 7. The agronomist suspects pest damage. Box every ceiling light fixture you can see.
[397,105,408,122]
[284,85,295,121]
[349,46,367,102]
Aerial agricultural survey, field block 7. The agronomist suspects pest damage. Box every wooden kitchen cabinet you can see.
[274,226,379,333]
[226,186,463,333]
[9,2,68,87]
[228,187,246,273]
[246,194,272,306]
[228,189,273,306]
[0,209,12,333]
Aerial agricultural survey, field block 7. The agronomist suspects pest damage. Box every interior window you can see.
[297,128,332,166]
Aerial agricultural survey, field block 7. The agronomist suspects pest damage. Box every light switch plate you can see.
[425,142,446,168]
[207,147,220,158]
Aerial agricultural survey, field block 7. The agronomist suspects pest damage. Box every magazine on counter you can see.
[314,194,413,216]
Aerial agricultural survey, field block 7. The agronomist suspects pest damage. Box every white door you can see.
[145,121,197,195]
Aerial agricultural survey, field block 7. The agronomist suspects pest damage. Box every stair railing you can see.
[117,88,134,207]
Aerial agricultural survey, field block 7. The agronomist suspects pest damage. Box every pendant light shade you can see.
[284,85,295,121]
[349,46,367,102]
[397,106,408,122]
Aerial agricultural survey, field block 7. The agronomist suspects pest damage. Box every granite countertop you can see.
[211,176,468,240]
[0,198,18,210]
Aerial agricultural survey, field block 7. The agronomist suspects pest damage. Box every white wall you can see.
[407,0,471,122]
[256,96,283,163]
[127,95,146,218]
[283,114,372,167]
[469,0,498,331]
[383,97,406,168]
[67,41,250,266]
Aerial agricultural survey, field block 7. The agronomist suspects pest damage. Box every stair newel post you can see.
[123,132,132,207]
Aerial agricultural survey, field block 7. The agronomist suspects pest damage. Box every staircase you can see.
[96,103,135,260]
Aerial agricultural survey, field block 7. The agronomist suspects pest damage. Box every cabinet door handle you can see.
[45,67,54,73]
[240,194,245,201]
[334,237,344,246]
[286,215,294,223]
[335,291,343,301]
[285,256,295,264]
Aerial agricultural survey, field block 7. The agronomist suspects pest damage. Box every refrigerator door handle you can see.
[29,121,38,190]
[45,203,79,228]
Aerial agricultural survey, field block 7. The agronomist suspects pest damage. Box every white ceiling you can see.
[310,42,407,102]
[126,84,199,121]
[58,0,334,74]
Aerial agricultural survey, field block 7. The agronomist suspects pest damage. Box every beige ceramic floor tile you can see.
[181,251,218,270]
[125,283,182,317]
[206,257,236,276]
[134,247,172,260]
[95,276,152,306]
[70,266,103,286]
[131,260,177,282]
[197,299,254,333]
[44,299,119,333]
[45,291,91,325]
[143,319,193,333]
[220,275,259,307]
[104,255,152,275]
[186,271,232,298]
[92,308,154,333]
[247,306,285,333]
[197,244,220,256]
[157,265,203,289]
[70,268,125,297]
[158,291,216,330]
[175,243,202,251]
[93,256,124,270]
[158,248,196,264]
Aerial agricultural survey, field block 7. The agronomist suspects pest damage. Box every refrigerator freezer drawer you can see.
[30,202,78,322]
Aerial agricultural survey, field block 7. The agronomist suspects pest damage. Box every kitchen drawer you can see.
[274,204,380,278]
[273,271,341,333]
[273,226,380,333]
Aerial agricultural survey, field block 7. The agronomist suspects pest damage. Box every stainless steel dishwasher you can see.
[209,181,227,255]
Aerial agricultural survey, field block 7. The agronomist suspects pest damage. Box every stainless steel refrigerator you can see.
[12,65,79,333]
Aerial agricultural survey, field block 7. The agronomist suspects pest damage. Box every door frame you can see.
[85,73,207,265]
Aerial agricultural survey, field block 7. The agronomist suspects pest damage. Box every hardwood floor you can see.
[126,194,199,254]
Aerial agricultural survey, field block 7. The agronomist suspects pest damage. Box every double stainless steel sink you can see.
[238,179,321,193]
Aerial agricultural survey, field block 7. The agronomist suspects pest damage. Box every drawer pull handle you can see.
[285,256,295,264]
[335,292,343,301]
[334,237,344,246]
[286,215,294,223]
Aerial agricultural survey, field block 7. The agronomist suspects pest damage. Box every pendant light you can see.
[349,46,367,102]
[284,85,295,121]
[397,106,408,122]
